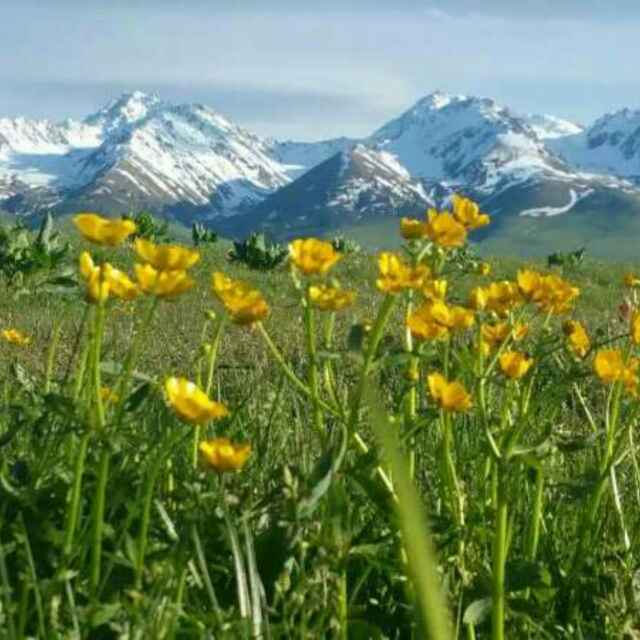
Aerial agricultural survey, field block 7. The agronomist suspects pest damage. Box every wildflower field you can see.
[1,200,640,639]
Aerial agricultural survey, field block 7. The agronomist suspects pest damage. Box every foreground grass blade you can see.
[364,384,453,640]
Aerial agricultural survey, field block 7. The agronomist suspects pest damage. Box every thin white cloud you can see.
[1,2,639,138]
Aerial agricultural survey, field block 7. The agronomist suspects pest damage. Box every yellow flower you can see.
[308,284,355,311]
[73,213,137,246]
[400,217,427,240]
[199,437,251,472]
[103,264,139,300]
[451,194,490,230]
[537,274,580,315]
[624,273,640,288]
[477,338,491,357]
[376,252,429,294]
[623,359,640,396]
[422,279,448,301]
[164,377,229,424]
[100,387,119,404]
[79,252,138,303]
[408,301,474,340]
[469,286,488,311]
[563,320,590,358]
[593,349,627,383]
[424,209,467,248]
[134,238,200,271]
[211,272,270,325]
[79,252,109,303]
[427,372,472,412]
[1,328,31,346]
[517,270,579,315]
[517,269,542,299]
[481,322,528,348]
[407,304,450,342]
[484,281,522,317]
[478,262,491,276]
[288,238,341,275]
[431,301,475,330]
[135,263,194,298]
[595,351,640,395]
[499,351,534,379]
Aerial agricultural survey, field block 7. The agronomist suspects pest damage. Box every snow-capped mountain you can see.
[549,108,640,180]
[0,92,345,219]
[3,89,640,240]
[367,91,571,194]
[221,144,434,238]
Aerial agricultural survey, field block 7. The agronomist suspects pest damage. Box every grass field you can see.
[1,210,640,639]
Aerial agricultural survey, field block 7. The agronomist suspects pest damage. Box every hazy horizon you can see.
[2,0,639,140]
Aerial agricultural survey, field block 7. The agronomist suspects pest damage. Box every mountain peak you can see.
[85,91,163,131]
[414,90,464,111]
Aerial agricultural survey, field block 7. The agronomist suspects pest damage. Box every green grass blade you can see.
[364,384,453,640]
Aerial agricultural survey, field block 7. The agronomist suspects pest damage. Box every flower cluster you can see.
[211,272,270,325]
[407,300,475,341]
[134,238,198,298]
[79,251,138,304]
[400,194,490,246]
[427,372,472,412]
[1,328,31,346]
[377,252,429,293]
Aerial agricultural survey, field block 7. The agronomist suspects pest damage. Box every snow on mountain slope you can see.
[73,103,298,216]
[84,91,162,134]
[549,108,640,179]
[3,89,640,233]
[368,91,571,193]
[519,187,594,217]
[221,144,433,238]
[267,137,356,179]
[522,114,583,140]
[0,92,345,218]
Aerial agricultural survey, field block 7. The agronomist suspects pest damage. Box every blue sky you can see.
[1,0,639,140]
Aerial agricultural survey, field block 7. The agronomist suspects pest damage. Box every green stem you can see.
[322,313,341,408]
[191,524,224,626]
[205,318,226,396]
[62,431,91,559]
[525,467,544,561]
[92,304,106,430]
[114,297,159,423]
[73,339,90,402]
[347,294,397,435]
[135,430,185,589]
[0,533,17,640]
[404,295,418,479]
[304,289,324,437]
[135,466,160,590]
[491,468,508,640]
[89,446,110,599]
[339,567,348,640]
[257,322,339,416]
[44,319,63,394]
[192,424,201,469]
[442,412,464,527]
[18,514,45,638]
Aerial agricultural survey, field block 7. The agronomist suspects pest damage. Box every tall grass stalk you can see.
[365,385,453,640]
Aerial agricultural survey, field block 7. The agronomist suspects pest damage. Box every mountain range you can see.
[3,90,640,253]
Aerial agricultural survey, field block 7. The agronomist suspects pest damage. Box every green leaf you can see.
[463,597,492,626]
[124,383,152,413]
[90,602,122,627]
[297,421,348,518]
